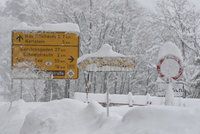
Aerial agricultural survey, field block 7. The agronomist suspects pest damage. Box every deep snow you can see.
[0,99,200,134]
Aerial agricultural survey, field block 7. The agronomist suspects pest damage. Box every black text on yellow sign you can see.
[12,30,79,79]
[12,31,79,46]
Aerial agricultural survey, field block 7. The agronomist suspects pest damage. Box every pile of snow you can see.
[14,22,80,33]
[20,100,200,134]
[1,99,200,134]
[20,100,106,134]
[20,99,86,134]
[119,106,200,134]
[0,100,42,134]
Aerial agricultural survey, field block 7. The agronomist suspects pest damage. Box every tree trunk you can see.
[181,41,186,61]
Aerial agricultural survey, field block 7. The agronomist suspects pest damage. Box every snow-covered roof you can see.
[13,22,80,33]
[158,42,183,61]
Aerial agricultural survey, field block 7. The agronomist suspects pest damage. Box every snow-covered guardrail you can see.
[74,92,200,107]
[74,92,157,106]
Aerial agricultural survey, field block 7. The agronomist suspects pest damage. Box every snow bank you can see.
[20,100,107,134]
[1,99,200,134]
[0,100,42,134]
[20,99,86,134]
[14,22,80,33]
[119,106,200,134]
[20,99,121,134]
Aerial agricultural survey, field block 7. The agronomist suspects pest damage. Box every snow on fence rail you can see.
[74,92,200,107]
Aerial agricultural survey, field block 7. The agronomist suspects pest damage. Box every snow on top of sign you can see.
[78,44,125,64]
[93,44,125,57]
[158,42,183,61]
[14,22,80,33]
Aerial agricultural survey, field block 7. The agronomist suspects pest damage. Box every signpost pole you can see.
[106,87,110,117]
[165,78,174,105]
[50,80,53,101]
[10,78,14,101]
[11,78,13,93]
[64,79,70,98]
[20,79,23,99]
[105,72,109,117]
[33,79,37,102]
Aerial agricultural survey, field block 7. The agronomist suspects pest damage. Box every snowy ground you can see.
[0,99,200,134]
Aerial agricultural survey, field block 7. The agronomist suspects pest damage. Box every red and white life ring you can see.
[157,55,183,81]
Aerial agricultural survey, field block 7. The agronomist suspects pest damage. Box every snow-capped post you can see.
[77,44,136,117]
[128,92,133,107]
[157,42,183,106]
[106,76,110,116]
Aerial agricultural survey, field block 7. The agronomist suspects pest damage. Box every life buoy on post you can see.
[157,55,183,82]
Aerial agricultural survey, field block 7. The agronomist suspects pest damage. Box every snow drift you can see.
[0,99,200,134]
[20,100,107,134]
[0,100,42,134]
[119,106,200,134]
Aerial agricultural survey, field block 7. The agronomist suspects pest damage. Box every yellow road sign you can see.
[12,31,79,46]
[12,31,79,79]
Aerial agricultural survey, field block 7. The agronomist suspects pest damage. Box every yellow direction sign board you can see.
[12,31,79,46]
[12,31,79,79]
